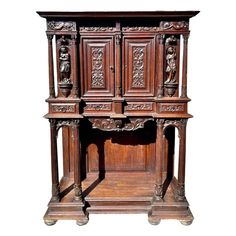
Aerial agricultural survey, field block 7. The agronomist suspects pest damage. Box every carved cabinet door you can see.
[122,36,156,97]
[80,36,115,97]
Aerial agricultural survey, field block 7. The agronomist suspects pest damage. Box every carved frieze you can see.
[125,103,153,111]
[51,104,75,113]
[122,26,159,32]
[89,118,153,131]
[84,103,112,111]
[160,104,184,113]
[91,47,105,88]
[79,27,115,32]
[47,21,76,31]
[132,47,145,88]
[160,21,189,31]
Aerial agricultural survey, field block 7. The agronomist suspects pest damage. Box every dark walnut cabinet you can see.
[37,11,199,226]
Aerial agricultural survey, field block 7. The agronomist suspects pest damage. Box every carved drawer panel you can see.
[80,36,115,97]
[157,103,186,114]
[50,103,77,113]
[125,102,154,112]
[123,36,156,96]
[84,102,112,113]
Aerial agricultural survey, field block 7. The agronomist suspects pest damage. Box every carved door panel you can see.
[80,37,115,97]
[123,36,156,96]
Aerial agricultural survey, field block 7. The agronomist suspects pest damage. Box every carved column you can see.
[157,34,165,97]
[181,34,189,98]
[71,119,82,201]
[115,33,122,97]
[71,35,79,97]
[155,119,164,200]
[47,34,55,98]
[177,119,187,200]
[49,119,60,201]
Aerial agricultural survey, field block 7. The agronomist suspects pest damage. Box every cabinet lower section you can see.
[44,172,193,225]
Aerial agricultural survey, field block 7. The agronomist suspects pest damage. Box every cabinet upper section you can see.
[38,11,199,119]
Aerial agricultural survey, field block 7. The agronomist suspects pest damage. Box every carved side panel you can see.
[123,36,155,96]
[81,37,114,97]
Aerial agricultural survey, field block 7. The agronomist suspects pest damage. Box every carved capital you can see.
[183,34,190,41]
[157,34,165,44]
[49,118,57,127]
[156,119,165,126]
[46,34,54,40]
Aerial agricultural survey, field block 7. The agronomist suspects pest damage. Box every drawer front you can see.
[50,103,77,113]
[158,103,186,114]
[125,102,154,112]
[84,102,113,113]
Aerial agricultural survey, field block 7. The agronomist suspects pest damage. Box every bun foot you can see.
[180,219,193,226]
[76,216,89,226]
[148,216,161,225]
[44,219,57,226]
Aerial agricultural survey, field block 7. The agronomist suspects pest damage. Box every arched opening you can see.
[163,125,180,194]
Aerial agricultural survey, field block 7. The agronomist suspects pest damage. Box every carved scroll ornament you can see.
[47,21,76,31]
[160,21,189,30]
[89,118,153,131]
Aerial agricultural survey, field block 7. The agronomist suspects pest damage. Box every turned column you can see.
[71,35,79,97]
[181,34,189,98]
[71,119,82,201]
[155,119,164,200]
[47,34,55,98]
[157,34,165,97]
[49,119,60,201]
[177,119,187,200]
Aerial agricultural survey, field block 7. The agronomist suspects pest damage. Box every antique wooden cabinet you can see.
[37,11,199,226]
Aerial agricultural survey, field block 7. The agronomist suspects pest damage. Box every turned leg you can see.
[49,119,60,202]
[154,119,165,200]
[176,119,187,200]
[71,119,89,226]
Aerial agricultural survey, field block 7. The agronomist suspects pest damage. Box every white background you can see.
[0,0,235,235]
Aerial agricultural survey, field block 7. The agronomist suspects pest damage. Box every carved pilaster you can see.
[49,119,60,202]
[155,119,165,200]
[71,119,83,202]
[157,34,165,97]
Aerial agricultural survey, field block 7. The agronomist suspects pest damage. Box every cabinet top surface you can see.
[37,11,199,19]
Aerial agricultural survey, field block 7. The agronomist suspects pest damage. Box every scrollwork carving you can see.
[132,47,145,88]
[47,21,76,31]
[91,48,105,88]
[160,21,189,30]
[89,118,153,131]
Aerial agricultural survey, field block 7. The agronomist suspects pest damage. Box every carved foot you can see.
[76,215,89,226]
[44,219,57,226]
[180,219,193,226]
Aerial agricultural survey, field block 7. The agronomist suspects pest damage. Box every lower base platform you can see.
[44,172,193,225]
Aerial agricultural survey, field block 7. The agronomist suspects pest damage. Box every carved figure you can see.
[165,46,176,84]
[59,46,71,83]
